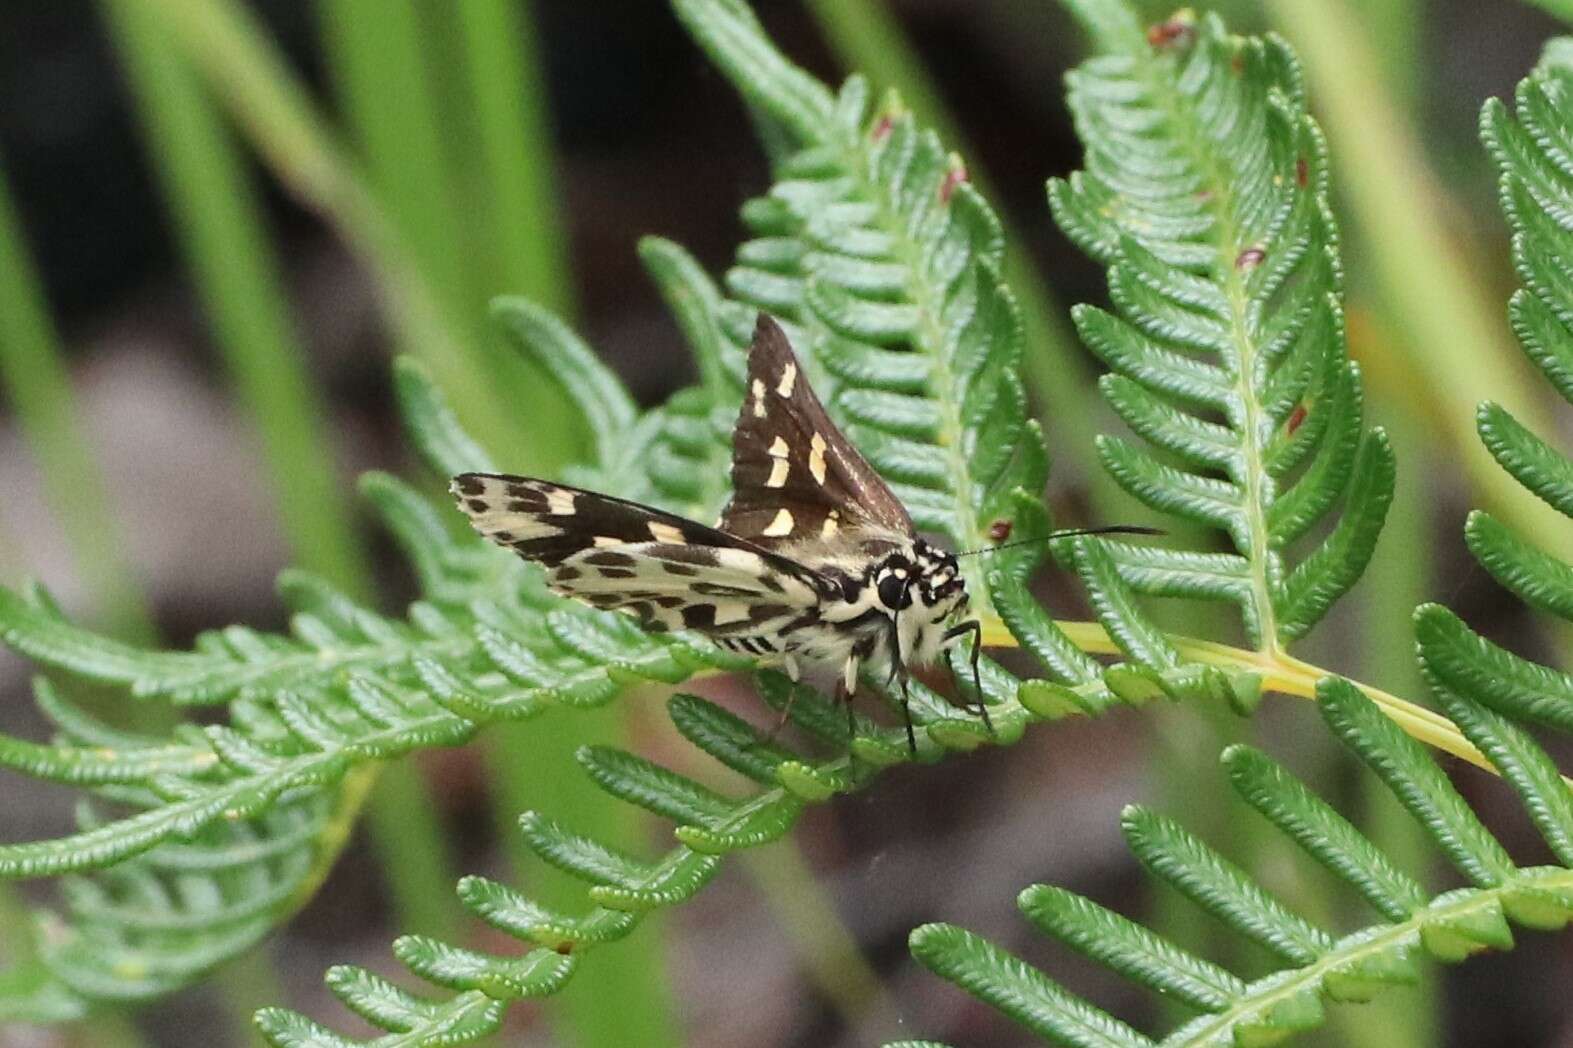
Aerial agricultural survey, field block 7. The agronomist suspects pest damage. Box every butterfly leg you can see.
[837,652,860,742]
[882,645,918,755]
[749,656,806,748]
[944,620,993,735]
[895,664,917,755]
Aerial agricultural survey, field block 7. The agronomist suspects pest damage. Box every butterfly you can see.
[452,313,1150,751]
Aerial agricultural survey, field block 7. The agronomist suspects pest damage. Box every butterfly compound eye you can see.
[877,572,908,610]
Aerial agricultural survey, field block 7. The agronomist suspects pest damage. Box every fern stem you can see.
[1125,19,1282,649]
[981,615,1497,777]
[1170,868,1573,1047]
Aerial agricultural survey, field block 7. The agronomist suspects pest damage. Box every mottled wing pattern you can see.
[452,472,827,635]
[719,314,913,547]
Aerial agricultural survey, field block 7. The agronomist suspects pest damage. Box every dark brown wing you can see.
[719,314,913,547]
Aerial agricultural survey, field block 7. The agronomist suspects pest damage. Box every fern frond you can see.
[1049,6,1393,651]
[244,1,1305,1040]
[0,679,360,1020]
[671,0,1048,614]
[0,471,741,881]
[899,679,1573,1047]
[0,312,749,1008]
[895,36,1573,1048]
[1420,38,1573,731]
[258,643,1241,1047]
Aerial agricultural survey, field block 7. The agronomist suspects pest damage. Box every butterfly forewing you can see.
[452,472,826,635]
[452,314,1004,752]
[719,315,913,547]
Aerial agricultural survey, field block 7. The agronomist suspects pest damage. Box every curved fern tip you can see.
[1217,742,1254,767]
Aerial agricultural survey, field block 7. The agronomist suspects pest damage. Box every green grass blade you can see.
[451,0,576,318]
[141,0,523,459]
[103,0,374,603]
[0,154,153,641]
[314,0,485,366]
[318,0,578,472]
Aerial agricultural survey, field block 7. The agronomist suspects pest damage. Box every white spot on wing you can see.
[752,379,767,419]
[546,488,576,515]
[766,458,790,488]
[767,435,789,458]
[492,518,562,541]
[714,602,750,625]
[762,508,794,537]
[593,536,623,548]
[648,521,685,544]
[714,548,764,572]
[776,363,797,398]
[821,510,839,539]
[808,432,828,485]
[649,607,685,630]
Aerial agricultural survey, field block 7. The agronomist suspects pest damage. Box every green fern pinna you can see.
[0,1,1569,1045]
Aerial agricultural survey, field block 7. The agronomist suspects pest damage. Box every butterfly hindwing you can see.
[452,472,826,635]
[719,314,913,547]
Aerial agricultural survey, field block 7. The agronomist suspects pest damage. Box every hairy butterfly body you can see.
[452,313,986,750]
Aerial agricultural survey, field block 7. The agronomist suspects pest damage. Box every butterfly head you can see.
[867,538,969,665]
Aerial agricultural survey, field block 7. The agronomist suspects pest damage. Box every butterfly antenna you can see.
[954,524,1164,558]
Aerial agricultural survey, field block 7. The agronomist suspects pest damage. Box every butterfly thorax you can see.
[788,534,969,675]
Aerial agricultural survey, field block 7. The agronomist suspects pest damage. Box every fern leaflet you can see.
[1049,5,1393,653]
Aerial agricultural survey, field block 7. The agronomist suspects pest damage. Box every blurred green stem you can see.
[318,0,481,335]
[1269,0,1573,561]
[104,0,374,607]
[487,707,681,1048]
[1517,0,1573,24]
[0,157,153,642]
[212,947,290,1046]
[142,0,522,459]
[362,757,465,938]
[1339,394,1439,1048]
[108,0,467,955]
[452,0,577,319]
[737,844,898,1030]
[1360,0,1420,106]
